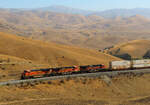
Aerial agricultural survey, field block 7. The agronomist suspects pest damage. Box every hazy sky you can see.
[0,0,150,11]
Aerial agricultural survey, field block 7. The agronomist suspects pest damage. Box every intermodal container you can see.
[132,59,150,68]
[110,60,131,70]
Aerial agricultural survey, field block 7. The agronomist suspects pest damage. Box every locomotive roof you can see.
[31,68,51,71]
[80,64,103,67]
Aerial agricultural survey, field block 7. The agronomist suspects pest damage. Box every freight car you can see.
[132,59,150,69]
[109,60,131,70]
[110,59,150,70]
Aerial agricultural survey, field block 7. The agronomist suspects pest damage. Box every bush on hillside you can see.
[114,53,132,60]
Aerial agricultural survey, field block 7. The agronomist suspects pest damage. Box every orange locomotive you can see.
[21,68,53,79]
[21,64,105,79]
[80,64,105,72]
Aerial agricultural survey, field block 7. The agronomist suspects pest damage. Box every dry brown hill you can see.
[0,10,150,49]
[106,40,150,59]
[0,32,120,67]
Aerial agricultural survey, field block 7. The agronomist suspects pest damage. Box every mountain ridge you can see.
[34,5,94,15]
[91,8,150,18]
[0,8,150,49]
[2,6,150,18]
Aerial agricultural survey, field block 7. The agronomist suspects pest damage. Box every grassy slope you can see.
[0,32,120,67]
[1,74,150,105]
[108,40,150,58]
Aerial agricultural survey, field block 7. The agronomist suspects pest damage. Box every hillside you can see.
[0,32,120,67]
[36,5,93,15]
[0,9,150,49]
[92,8,150,18]
[33,6,150,18]
[106,40,150,59]
[1,73,150,105]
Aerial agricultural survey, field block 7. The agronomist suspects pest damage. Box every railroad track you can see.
[0,69,150,86]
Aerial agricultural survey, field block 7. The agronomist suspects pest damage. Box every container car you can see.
[132,59,150,69]
[109,60,131,70]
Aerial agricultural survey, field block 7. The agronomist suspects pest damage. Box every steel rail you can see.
[0,69,150,86]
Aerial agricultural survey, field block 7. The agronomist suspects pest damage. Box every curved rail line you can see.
[0,69,150,86]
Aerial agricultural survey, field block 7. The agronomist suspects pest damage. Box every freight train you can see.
[21,59,150,79]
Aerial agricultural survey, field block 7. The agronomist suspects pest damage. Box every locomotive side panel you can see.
[21,64,106,79]
[54,67,79,74]
[21,69,52,79]
[80,64,105,72]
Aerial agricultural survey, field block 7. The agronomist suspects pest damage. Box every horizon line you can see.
[0,5,150,12]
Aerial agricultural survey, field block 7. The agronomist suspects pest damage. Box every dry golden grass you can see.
[0,53,50,82]
[0,32,120,67]
[0,74,150,105]
[107,40,150,59]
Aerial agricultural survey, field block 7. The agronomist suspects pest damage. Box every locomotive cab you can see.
[21,70,31,79]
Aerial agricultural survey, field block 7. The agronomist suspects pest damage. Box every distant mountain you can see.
[36,5,94,15]
[1,8,150,49]
[35,6,150,18]
[91,8,150,18]
[4,6,150,18]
